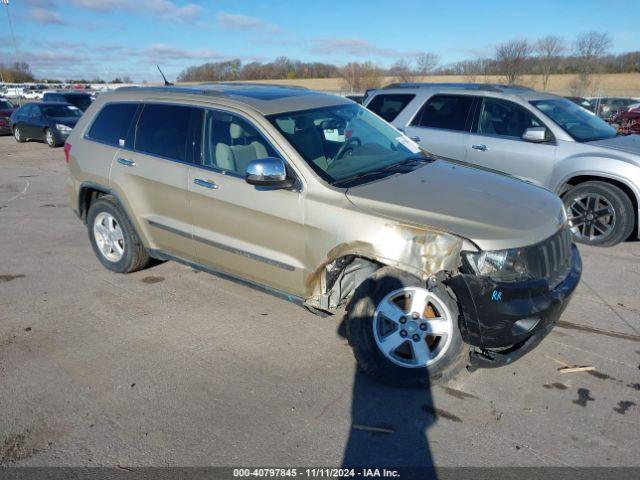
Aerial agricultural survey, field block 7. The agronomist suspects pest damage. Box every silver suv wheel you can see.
[93,212,125,262]
[373,286,454,368]
[567,193,615,242]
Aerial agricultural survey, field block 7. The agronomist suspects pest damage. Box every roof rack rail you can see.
[115,85,229,97]
[206,82,309,90]
[381,82,534,93]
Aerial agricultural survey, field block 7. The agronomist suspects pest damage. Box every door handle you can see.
[472,144,488,151]
[409,136,421,142]
[117,158,136,167]
[194,178,219,190]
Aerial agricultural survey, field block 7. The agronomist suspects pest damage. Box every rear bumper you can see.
[447,244,582,368]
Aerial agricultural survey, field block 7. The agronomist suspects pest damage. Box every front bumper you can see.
[447,244,582,368]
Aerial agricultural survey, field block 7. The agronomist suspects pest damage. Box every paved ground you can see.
[1,135,639,468]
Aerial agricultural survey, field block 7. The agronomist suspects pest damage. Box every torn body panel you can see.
[302,198,465,310]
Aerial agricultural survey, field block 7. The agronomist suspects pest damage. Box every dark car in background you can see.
[43,91,93,112]
[0,98,17,134]
[10,102,82,147]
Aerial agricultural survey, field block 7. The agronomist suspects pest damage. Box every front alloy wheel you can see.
[373,287,454,368]
[563,181,634,247]
[45,128,57,147]
[347,267,466,388]
[14,126,24,143]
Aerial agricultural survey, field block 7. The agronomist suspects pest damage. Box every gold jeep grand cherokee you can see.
[65,84,581,387]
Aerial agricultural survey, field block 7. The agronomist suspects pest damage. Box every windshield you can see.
[0,100,14,109]
[42,104,83,118]
[65,95,92,111]
[268,103,426,185]
[531,98,616,142]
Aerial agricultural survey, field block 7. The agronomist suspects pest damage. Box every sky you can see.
[2,0,639,82]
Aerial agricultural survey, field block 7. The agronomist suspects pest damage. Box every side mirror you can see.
[522,126,549,143]
[245,157,293,189]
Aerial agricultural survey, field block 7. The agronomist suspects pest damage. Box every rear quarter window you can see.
[366,94,415,122]
[86,103,139,147]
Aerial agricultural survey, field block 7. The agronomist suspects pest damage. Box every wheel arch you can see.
[557,173,639,237]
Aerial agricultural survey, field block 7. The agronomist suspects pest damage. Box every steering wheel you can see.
[332,137,362,165]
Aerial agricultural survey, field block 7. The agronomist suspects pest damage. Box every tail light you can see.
[64,142,71,163]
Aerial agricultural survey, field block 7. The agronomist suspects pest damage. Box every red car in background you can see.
[610,104,640,135]
[0,98,18,135]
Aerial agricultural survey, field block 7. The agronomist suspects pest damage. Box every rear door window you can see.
[134,104,203,163]
[366,94,415,122]
[412,94,475,131]
[87,103,139,147]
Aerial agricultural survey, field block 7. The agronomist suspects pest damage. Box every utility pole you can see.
[3,0,22,104]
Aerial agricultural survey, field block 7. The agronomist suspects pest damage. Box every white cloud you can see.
[217,12,281,33]
[28,7,66,25]
[68,0,201,21]
[311,37,422,58]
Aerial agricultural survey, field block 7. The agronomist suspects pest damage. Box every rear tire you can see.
[14,126,25,143]
[87,195,150,273]
[563,181,635,247]
[346,267,467,388]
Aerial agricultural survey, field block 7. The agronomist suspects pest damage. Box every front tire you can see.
[346,267,467,388]
[87,195,150,273]
[14,126,25,143]
[45,128,59,148]
[563,181,635,247]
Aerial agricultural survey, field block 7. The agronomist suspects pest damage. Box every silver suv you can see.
[65,84,580,387]
[364,83,640,246]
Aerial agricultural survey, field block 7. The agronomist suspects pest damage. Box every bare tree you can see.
[415,52,440,76]
[495,39,531,84]
[340,61,383,92]
[389,58,414,82]
[535,35,565,90]
[572,31,612,95]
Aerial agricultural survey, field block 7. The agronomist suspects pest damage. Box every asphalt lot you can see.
[1,135,639,468]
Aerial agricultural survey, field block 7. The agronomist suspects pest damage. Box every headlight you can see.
[55,124,72,132]
[462,248,533,283]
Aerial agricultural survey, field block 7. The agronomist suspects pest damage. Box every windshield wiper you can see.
[331,156,432,187]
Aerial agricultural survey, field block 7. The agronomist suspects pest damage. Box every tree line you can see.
[5,30,638,96]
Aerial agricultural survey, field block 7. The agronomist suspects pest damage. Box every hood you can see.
[588,135,640,156]
[49,117,79,128]
[346,160,566,251]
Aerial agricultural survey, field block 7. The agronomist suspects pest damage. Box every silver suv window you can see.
[477,97,541,138]
[412,94,474,131]
[531,98,617,142]
[367,94,415,122]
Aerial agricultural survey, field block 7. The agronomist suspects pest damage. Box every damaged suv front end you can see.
[450,226,581,368]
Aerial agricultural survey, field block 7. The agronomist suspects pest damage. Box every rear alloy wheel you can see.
[87,195,150,273]
[564,181,634,247]
[14,126,25,143]
[347,267,466,388]
[45,128,58,148]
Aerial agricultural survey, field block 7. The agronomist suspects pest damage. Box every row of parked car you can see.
[2,82,638,387]
[1,91,93,146]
